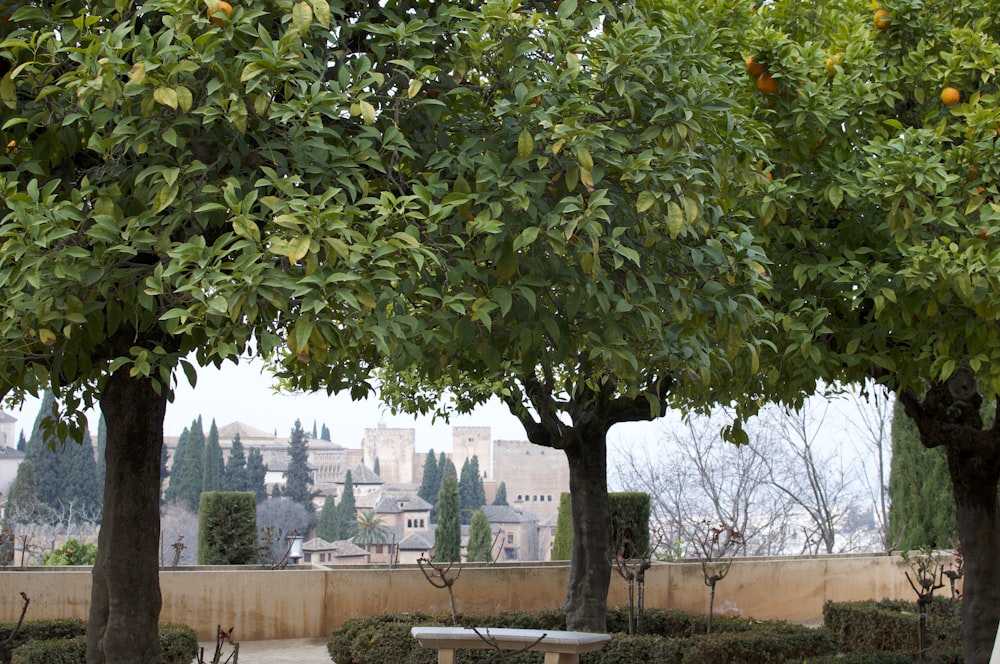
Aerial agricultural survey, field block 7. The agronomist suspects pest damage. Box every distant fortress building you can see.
[163,421,570,519]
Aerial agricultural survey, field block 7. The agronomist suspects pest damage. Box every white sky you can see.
[4,359,869,468]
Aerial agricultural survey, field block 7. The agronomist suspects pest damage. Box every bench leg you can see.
[437,648,456,664]
[543,654,579,664]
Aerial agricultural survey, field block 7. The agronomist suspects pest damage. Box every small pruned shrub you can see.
[328,613,441,664]
[681,622,840,664]
[158,623,199,664]
[197,492,258,565]
[791,652,917,664]
[824,600,961,656]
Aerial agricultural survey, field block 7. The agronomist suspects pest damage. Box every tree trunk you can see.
[945,440,1000,664]
[900,379,1000,664]
[562,432,611,632]
[87,369,166,664]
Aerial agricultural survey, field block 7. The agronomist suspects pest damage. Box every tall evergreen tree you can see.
[15,431,25,453]
[6,460,38,522]
[458,457,486,525]
[493,481,508,506]
[284,419,314,513]
[246,448,268,502]
[202,420,224,493]
[320,424,331,441]
[316,494,339,542]
[888,400,956,549]
[373,456,380,477]
[224,433,248,492]
[163,428,189,505]
[434,475,461,562]
[466,509,492,563]
[418,449,440,505]
[96,414,106,491]
[337,471,357,540]
[61,428,101,515]
[312,421,318,439]
[159,443,169,504]
[23,392,100,515]
[440,455,457,482]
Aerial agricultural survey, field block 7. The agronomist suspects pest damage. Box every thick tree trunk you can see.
[562,432,611,633]
[945,442,1000,664]
[900,378,1000,664]
[87,370,166,664]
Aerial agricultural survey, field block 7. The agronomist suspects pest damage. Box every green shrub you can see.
[681,623,840,664]
[792,652,917,664]
[11,636,87,663]
[197,491,258,565]
[609,493,650,559]
[158,623,199,664]
[552,493,572,561]
[824,600,961,656]
[580,633,684,664]
[41,540,97,566]
[7,623,196,664]
[0,619,86,651]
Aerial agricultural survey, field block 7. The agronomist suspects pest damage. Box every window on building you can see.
[420,519,425,528]
[532,495,538,501]
[517,495,523,501]
[547,495,553,501]
[507,533,514,544]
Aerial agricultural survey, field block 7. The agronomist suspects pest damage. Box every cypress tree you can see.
[552,493,573,561]
[245,448,268,502]
[96,414,106,490]
[159,442,169,504]
[418,449,440,505]
[182,417,207,509]
[320,424,331,441]
[466,509,492,563]
[887,399,956,549]
[493,481,508,506]
[6,460,38,522]
[224,433,248,492]
[458,457,485,525]
[373,456,380,477]
[434,475,461,562]
[164,427,189,505]
[284,420,314,513]
[24,392,61,507]
[202,420,224,493]
[16,431,25,452]
[312,420,318,439]
[338,471,357,540]
[316,494,340,541]
[61,428,101,515]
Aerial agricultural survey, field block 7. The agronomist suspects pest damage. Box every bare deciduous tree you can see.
[844,382,895,551]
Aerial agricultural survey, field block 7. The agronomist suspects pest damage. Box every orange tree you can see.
[739,0,1000,660]
[279,0,773,632]
[0,0,446,660]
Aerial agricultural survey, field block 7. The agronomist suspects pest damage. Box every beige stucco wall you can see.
[0,554,958,641]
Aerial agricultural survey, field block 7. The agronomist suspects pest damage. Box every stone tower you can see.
[451,426,492,478]
[361,424,415,483]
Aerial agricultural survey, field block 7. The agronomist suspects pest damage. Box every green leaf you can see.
[1,72,17,109]
[359,100,376,125]
[557,0,577,20]
[241,63,267,83]
[153,184,179,213]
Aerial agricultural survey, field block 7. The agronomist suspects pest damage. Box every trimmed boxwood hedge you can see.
[0,620,196,664]
[327,608,840,664]
[823,598,961,660]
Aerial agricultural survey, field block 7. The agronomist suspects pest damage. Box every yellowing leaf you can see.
[517,129,534,158]
[407,79,423,99]
[153,184,179,213]
[667,201,684,239]
[292,1,313,32]
[288,235,311,263]
[309,0,331,27]
[38,329,57,347]
[359,100,376,125]
[241,63,267,83]
[566,52,581,75]
[153,87,178,110]
[0,72,16,109]
[636,191,656,213]
[175,86,193,113]
[129,62,147,84]
[575,146,594,172]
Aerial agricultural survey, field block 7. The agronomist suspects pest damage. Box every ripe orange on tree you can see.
[941,86,960,107]
[825,54,842,75]
[207,0,233,26]
[756,72,779,95]
[873,9,890,29]
[745,55,765,76]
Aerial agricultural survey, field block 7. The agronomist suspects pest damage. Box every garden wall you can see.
[0,553,957,641]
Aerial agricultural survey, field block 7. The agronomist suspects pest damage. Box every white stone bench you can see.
[410,626,611,664]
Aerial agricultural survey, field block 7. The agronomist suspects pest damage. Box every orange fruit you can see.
[824,54,842,74]
[873,9,890,29]
[940,86,960,107]
[207,0,233,26]
[756,72,779,95]
[5,139,16,154]
[745,55,765,76]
